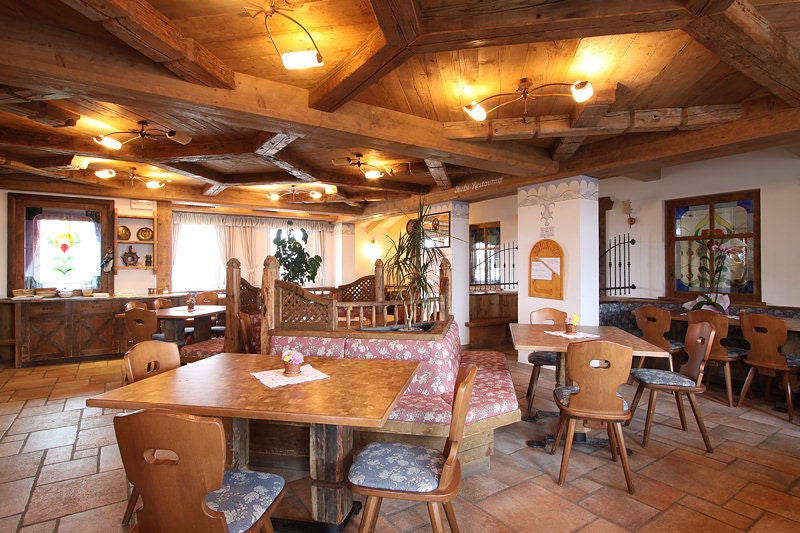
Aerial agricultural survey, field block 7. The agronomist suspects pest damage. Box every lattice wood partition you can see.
[274,281,337,330]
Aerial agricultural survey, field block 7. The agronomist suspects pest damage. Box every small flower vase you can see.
[283,362,302,376]
[565,323,577,334]
[187,298,195,312]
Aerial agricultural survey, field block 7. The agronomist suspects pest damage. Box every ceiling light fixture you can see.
[243,1,324,70]
[265,184,325,202]
[94,169,116,179]
[124,167,165,189]
[462,78,593,121]
[347,154,385,179]
[92,120,192,150]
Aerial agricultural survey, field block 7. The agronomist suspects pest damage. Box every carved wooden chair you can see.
[687,309,746,407]
[114,408,285,532]
[549,340,635,494]
[738,313,800,421]
[627,321,716,453]
[196,291,225,336]
[124,308,165,346]
[525,308,567,415]
[633,305,684,368]
[347,365,477,533]
[120,341,181,525]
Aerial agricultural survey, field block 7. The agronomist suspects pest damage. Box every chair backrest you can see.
[439,364,477,489]
[123,340,181,383]
[124,301,148,312]
[113,408,228,531]
[238,311,260,354]
[687,310,728,359]
[565,340,633,416]
[739,312,789,369]
[530,308,567,326]
[195,291,219,305]
[152,297,173,310]
[679,321,716,384]
[633,305,672,351]
[125,308,160,344]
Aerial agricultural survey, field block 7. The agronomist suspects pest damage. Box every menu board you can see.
[529,239,564,300]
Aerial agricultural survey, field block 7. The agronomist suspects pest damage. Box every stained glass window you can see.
[666,190,760,303]
[31,214,101,289]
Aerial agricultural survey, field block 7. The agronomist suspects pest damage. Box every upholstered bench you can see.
[179,337,225,364]
[267,322,521,473]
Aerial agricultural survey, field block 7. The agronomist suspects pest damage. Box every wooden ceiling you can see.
[2,0,800,221]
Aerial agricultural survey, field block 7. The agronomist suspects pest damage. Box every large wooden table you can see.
[86,353,419,530]
[670,310,800,332]
[155,304,226,342]
[510,323,671,370]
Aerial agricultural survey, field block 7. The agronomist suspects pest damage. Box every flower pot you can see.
[565,324,577,334]
[283,362,302,376]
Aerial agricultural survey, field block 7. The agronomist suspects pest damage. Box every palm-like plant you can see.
[383,200,444,327]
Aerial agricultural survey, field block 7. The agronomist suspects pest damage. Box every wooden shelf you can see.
[115,210,157,275]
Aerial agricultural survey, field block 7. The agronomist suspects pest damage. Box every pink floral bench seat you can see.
[179,337,225,364]
[268,321,521,472]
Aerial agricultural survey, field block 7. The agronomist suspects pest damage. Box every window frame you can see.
[469,221,501,289]
[8,194,115,294]
[664,189,761,304]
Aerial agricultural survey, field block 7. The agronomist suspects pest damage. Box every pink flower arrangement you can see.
[566,313,580,326]
[282,349,304,365]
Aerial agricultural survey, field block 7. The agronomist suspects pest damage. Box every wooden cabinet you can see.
[114,211,157,274]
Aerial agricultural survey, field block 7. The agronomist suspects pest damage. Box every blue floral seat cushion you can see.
[528,351,558,365]
[348,442,444,493]
[726,346,747,358]
[554,385,629,411]
[630,368,695,387]
[205,470,285,533]
[785,354,800,368]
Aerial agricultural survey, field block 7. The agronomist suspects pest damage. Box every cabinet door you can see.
[73,300,117,357]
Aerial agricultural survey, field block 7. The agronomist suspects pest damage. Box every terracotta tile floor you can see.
[1,352,799,532]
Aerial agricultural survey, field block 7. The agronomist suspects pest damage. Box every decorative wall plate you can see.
[117,225,131,240]
[136,227,153,241]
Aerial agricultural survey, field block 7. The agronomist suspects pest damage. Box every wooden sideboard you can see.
[8,294,186,367]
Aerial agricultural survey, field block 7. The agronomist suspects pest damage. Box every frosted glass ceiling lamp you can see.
[243,1,324,70]
[346,154,385,179]
[126,167,165,189]
[94,169,116,179]
[462,79,593,121]
[91,120,192,150]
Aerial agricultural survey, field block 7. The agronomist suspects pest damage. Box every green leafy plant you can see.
[383,200,444,327]
[272,221,322,286]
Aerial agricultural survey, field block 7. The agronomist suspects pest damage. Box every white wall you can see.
[600,148,800,306]
[469,195,518,244]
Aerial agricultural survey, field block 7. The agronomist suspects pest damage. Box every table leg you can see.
[161,319,183,343]
[222,417,250,470]
[309,423,354,529]
[192,316,212,341]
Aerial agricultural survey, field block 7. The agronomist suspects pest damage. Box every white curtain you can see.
[305,229,326,286]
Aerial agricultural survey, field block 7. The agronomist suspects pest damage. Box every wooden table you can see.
[86,353,418,530]
[155,304,226,342]
[670,310,800,332]
[509,323,671,371]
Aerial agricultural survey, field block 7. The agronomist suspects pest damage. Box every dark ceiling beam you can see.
[684,0,800,106]
[424,159,451,190]
[254,132,303,157]
[58,0,235,88]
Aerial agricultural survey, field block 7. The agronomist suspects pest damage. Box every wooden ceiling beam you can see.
[684,0,800,106]
[265,148,430,194]
[551,86,616,161]
[424,159,451,190]
[58,0,235,89]
[0,173,365,216]
[254,132,303,157]
[0,18,558,178]
[445,104,742,141]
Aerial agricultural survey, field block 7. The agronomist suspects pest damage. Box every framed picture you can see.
[418,211,450,248]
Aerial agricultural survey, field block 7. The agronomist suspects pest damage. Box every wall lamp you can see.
[92,120,191,150]
[462,78,593,121]
[243,1,324,70]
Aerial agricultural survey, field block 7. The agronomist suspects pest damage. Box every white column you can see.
[333,223,355,287]
[431,201,470,346]
[517,176,599,363]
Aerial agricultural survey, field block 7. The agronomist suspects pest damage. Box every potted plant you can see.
[272,221,322,286]
[383,200,444,329]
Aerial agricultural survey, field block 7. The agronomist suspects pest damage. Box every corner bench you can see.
[263,318,521,473]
